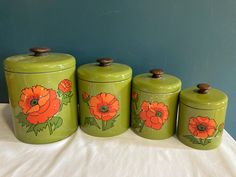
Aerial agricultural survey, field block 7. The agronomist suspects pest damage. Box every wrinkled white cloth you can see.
[0,103,236,177]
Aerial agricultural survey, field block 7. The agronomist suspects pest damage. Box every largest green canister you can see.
[131,69,181,139]
[177,83,228,150]
[78,58,132,137]
[4,47,78,144]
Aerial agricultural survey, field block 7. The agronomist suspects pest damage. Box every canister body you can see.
[79,78,131,137]
[177,102,227,150]
[5,67,78,144]
[131,87,180,139]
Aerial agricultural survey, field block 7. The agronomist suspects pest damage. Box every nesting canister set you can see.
[3,47,228,150]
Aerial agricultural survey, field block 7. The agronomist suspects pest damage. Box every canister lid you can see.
[133,69,181,94]
[180,83,228,110]
[4,47,76,73]
[77,58,132,82]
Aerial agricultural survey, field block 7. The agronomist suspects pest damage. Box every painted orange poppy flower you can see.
[89,93,119,121]
[19,85,60,124]
[139,101,169,130]
[188,116,217,139]
[58,79,72,93]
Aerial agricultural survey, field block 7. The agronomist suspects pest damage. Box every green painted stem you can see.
[102,120,105,131]
[139,121,145,132]
[48,123,53,135]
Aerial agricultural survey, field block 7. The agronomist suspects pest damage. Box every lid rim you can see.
[4,53,76,73]
[133,85,181,94]
[78,76,131,83]
[133,73,182,94]
[77,62,132,82]
[179,86,228,110]
[180,100,228,110]
[4,65,75,74]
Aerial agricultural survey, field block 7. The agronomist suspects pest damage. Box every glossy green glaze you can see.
[78,63,132,82]
[77,61,132,137]
[133,73,181,93]
[4,53,75,73]
[131,72,181,140]
[4,52,78,144]
[177,86,228,150]
[180,86,227,109]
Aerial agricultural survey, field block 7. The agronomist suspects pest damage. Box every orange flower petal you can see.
[102,111,117,121]
[27,105,40,113]
[21,88,34,98]
[109,99,119,112]
[208,119,217,128]
[207,128,216,137]
[188,116,217,139]
[32,85,49,97]
[19,88,34,113]
[196,117,209,124]
[141,102,150,111]
[144,119,152,127]
[90,107,102,120]
[152,123,163,130]
[102,93,115,104]
[90,96,101,108]
[38,93,50,106]
[89,92,119,121]
[188,123,197,135]
[27,90,60,124]
[140,110,148,120]
[146,110,155,118]
[196,131,209,139]
[150,102,159,110]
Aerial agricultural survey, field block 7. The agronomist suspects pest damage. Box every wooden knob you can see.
[96,58,113,66]
[197,83,211,94]
[150,69,164,78]
[30,47,51,56]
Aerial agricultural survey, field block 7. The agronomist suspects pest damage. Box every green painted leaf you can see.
[202,138,212,145]
[131,119,140,129]
[62,96,71,105]
[67,91,73,97]
[58,103,63,112]
[33,122,48,136]
[27,124,36,133]
[63,91,73,98]
[184,135,201,144]
[48,116,63,131]
[102,114,119,131]
[184,135,213,146]
[57,89,63,97]
[138,120,145,132]
[16,112,31,127]
[218,123,224,132]
[84,117,100,129]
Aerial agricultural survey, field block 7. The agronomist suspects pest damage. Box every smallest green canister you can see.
[177,83,228,150]
[131,69,181,139]
[78,58,132,137]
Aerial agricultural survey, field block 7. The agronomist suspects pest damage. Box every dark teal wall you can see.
[1,0,236,138]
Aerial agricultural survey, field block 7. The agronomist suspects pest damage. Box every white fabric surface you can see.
[0,103,236,177]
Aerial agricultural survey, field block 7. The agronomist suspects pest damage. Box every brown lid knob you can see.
[30,47,51,56]
[150,69,164,78]
[97,57,113,66]
[197,83,211,94]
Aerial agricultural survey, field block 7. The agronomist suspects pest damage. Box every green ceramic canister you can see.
[131,69,181,139]
[177,83,228,150]
[4,47,78,144]
[77,58,132,137]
